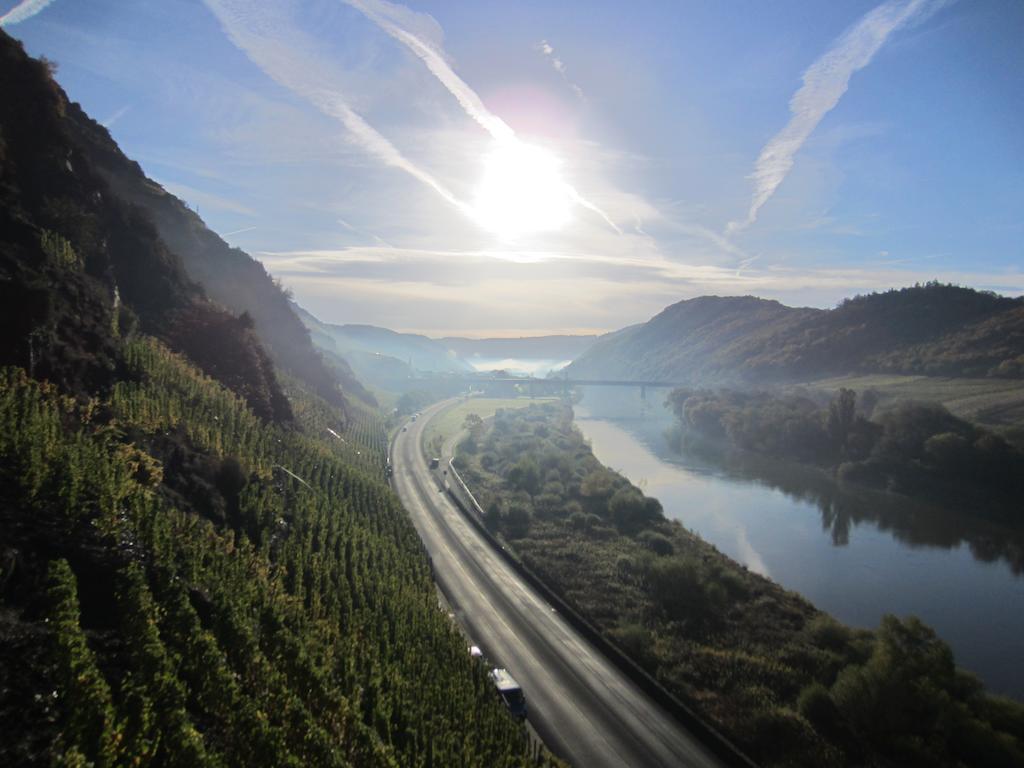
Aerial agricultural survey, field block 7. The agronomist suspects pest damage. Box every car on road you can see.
[401,426,407,432]
[489,668,527,719]
[429,457,440,469]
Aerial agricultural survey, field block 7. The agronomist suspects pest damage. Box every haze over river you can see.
[572,386,1024,701]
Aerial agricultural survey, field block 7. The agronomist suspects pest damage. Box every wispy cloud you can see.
[259,245,1024,297]
[0,0,57,26]
[202,0,469,215]
[729,0,945,232]
[263,243,1024,333]
[536,39,585,100]
[344,0,618,232]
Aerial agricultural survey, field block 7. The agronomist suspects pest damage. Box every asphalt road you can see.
[391,399,725,768]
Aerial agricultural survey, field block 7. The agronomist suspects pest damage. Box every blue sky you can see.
[4,0,1022,335]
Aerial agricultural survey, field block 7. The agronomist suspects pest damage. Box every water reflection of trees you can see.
[666,426,1024,575]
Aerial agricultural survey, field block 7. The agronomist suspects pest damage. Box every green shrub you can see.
[797,682,840,733]
[636,530,674,556]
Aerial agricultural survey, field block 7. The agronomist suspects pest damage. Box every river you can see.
[573,386,1024,701]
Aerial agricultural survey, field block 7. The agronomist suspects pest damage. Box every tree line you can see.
[667,387,1024,526]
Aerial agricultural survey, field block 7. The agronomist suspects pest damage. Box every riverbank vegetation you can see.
[456,403,1024,767]
[668,387,1024,527]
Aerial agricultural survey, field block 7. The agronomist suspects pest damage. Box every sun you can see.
[471,139,573,239]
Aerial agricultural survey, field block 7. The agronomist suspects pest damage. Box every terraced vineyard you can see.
[0,340,545,767]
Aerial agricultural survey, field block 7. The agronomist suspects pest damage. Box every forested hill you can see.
[0,31,540,766]
[315,322,473,374]
[566,285,1024,384]
[59,73,356,412]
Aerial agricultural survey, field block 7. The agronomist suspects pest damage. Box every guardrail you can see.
[440,453,758,768]
[446,458,486,517]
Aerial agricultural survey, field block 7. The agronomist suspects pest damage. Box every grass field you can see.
[807,374,1024,429]
[421,396,560,458]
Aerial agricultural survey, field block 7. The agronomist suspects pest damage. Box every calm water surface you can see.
[574,387,1024,700]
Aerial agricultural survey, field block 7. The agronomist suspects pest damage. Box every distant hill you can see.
[295,308,597,388]
[334,324,472,373]
[291,303,420,394]
[566,285,1024,384]
[292,306,473,387]
[440,334,598,362]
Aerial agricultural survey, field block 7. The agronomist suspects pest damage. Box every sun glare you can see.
[471,140,573,239]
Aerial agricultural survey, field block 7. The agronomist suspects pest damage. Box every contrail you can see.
[537,39,585,100]
[343,0,515,142]
[728,0,944,233]
[344,0,619,233]
[318,92,469,212]
[100,105,131,129]
[569,189,621,234]
[202,0,469,216]
[0,0,57,26]
[222,226,258,237]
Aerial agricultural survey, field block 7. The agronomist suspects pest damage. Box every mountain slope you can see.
[567,285,1024,384]
[292,303,419,393]
[568,296,813,382]
[61,97,352,414]
[0,31,539,767]
[0,34,290,422]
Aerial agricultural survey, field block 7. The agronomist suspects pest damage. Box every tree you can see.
[579,469,618,503]
[464,413,485,440]
[646,556,710,622]
[506,456,540,495]
[608,487,661,534]
[504,500,533,538]
[826,388,857,455]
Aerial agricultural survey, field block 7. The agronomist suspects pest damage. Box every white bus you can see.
[489,668,527,719]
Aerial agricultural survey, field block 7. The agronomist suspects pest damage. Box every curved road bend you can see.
[392,399,724,768]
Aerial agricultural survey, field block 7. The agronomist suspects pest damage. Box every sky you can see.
[4,0,1023,336]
